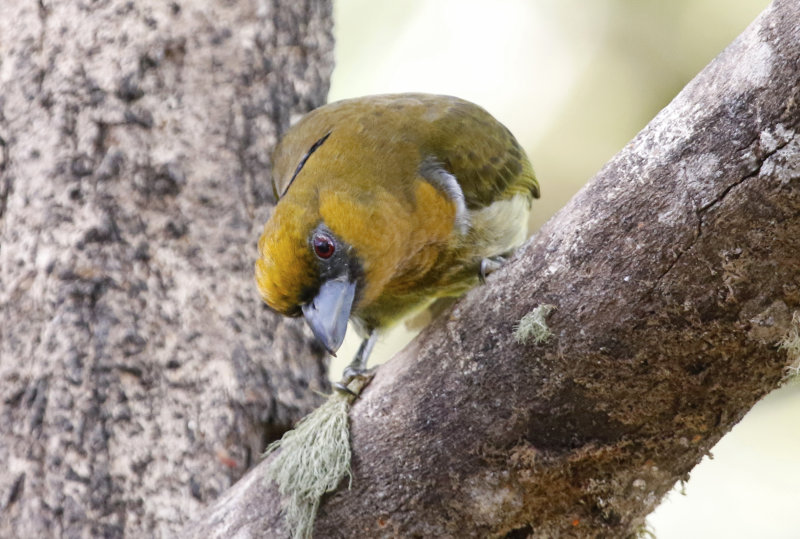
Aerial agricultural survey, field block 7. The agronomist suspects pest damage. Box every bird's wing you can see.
[270,94,540,208]
[420,96,540,210]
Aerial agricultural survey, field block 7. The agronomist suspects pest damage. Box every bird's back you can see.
[272,94,539,207]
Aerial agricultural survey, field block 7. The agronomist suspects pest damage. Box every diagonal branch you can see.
[185,1,800,536]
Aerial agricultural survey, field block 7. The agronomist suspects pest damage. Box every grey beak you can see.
[302,278,356,355]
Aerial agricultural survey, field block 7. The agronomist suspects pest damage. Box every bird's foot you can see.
[479,256,507,283]
[333,366,375,398]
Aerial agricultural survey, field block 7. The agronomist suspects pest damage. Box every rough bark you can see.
[185,1,800,537]
[0,1,333,537]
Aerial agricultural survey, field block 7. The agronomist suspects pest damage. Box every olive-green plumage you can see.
[256,93,538,363]
[271,93,538,209]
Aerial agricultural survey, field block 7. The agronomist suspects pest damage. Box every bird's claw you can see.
[333,382,358,397]
[342,365,366,380]
[479,256,506,283]
[334,367,375,398]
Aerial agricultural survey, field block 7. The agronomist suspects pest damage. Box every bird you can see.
[255,93,539,394]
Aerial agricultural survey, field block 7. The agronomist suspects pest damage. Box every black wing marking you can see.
[280,131,332,199]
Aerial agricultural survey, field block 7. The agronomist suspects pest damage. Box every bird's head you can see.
[255,159,430,354]
[255,185,365,355]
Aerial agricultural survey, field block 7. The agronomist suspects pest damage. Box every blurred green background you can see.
[327,1,799,536]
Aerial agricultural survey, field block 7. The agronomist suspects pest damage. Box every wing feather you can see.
[270,94,539,208]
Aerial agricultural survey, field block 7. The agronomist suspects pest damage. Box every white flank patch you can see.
[469,193,531,256]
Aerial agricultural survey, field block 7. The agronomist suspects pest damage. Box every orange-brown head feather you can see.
[255,199,319,317]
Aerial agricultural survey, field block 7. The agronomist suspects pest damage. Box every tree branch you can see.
[185,0,800,536]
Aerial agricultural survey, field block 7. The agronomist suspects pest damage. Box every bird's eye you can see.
[312,233,335,259]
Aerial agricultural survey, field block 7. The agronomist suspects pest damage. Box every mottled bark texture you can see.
[186,1,800,537]
[0,1,333,537]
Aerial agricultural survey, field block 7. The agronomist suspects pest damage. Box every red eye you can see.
[312,234,335,259]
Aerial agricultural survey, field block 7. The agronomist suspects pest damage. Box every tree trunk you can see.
[0,1,333,537]
[185,0,800,537]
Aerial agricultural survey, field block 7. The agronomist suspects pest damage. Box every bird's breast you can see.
[319,177,461,321]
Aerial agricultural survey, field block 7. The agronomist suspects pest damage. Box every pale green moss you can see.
[514,304,556,345]
[264,379,365,539]
[780,311,800,382]
[634,521,657,538]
